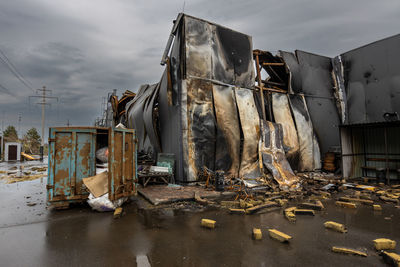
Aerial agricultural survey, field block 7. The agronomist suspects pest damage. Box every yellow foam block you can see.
[252,228,262,240]
[373,238,396,250]
[113,207,123,219]
[335,201,357,209]
[268,229,292,242]
[332,247,367,257]
[373,204,382,211]
[324,221,347,233]
[201,219,216,229]
[382,251,400,266]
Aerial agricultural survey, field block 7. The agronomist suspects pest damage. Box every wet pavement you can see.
[0,161,399,266]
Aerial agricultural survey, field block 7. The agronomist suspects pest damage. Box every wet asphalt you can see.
[0,161,399,267]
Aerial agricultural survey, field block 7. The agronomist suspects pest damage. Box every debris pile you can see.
[0,164,46,184]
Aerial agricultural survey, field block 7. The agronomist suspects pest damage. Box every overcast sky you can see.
[0,0,399,140]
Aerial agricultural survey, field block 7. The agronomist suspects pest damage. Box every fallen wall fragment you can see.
[260,120,299,189]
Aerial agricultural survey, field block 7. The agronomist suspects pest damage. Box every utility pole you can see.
[29,86,58,161]
[18,113,21,139]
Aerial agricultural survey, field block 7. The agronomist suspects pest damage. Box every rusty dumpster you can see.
[47,127,137,208]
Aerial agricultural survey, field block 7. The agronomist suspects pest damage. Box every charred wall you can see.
[340,34,400,124]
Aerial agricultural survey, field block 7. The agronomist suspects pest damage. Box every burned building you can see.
[126,14,262,183]
[122,13,400,185]
[339,34,400,182]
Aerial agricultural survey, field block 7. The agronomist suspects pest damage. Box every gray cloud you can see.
[0,0,399,140]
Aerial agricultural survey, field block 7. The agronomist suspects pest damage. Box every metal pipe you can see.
[254,52,266,121]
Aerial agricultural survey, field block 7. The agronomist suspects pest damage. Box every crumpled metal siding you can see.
[260,121,299,189]
[341,34,400,124]
[126,84,159,154]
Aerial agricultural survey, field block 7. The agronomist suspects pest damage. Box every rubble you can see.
[331,247,367,257]
[324,221,347,233]
[373,238,396,250]
[284,207,297,222]
[268,229,292,242]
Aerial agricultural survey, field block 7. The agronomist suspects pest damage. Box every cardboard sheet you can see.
[83,171,108,198]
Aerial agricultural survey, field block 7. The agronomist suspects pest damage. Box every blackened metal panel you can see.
[184,16,212,79]
[212,26,254,88]
[280,51,302,94]
[157,23,185,182]
[272,93,299,161]
[212,84,240,177]
[289,95,321,171]
[158,69,185,182]
[341,34,400,124]
[296,50,340,155]
[235,88,262,178]
[186,78,216,181]
[181,79,190,181]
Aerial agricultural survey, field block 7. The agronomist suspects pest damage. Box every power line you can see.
[0,82,14,96]
[0,56,34,92]
[0,47,35,92]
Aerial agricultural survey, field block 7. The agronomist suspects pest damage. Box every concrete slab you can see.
[137,185,228,205]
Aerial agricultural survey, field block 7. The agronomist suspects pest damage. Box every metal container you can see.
[215,170,225,192]
[47,127,137,208]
